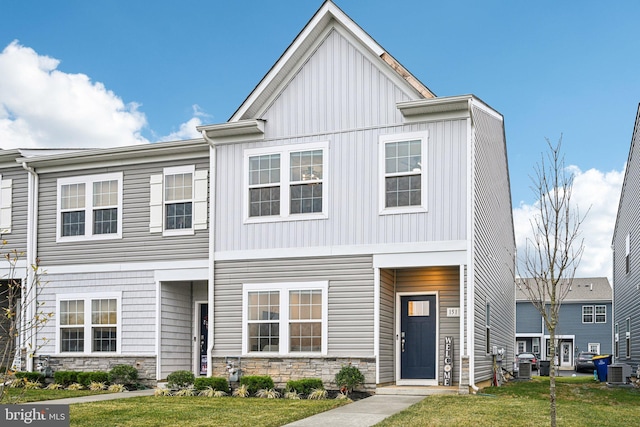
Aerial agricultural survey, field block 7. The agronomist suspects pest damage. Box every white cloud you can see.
[0,40,149,148]
[158,105,210,142]
[514,165,624,282]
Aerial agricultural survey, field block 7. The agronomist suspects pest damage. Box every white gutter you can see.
[466,98,477,390]
[201,131,216,377]
[21,161,38,372]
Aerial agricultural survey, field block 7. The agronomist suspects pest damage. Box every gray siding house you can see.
[516,278,612,369]
[612,103,640,373]
[6,1,515,392]
[198,1,515,391]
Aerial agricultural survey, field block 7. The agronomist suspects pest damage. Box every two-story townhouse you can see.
[197,1,515,392]
[612,103,640,374]
[15,140,211,382]
[516,277,612,369]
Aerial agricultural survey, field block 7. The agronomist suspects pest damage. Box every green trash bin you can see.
[539,360,550,376]
[593,355,612,382]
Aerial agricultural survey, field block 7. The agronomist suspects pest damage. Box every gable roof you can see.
[516,277,612,302]
[229,0,435,122]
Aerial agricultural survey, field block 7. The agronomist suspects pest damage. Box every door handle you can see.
[401,331,405,353]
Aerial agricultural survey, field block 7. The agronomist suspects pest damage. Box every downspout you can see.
[466,98,479,392]
[201,131,216,377]
[21,161,38,372]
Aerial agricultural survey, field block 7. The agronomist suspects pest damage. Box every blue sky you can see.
[1,0,637,279]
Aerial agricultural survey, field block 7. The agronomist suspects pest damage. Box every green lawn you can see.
[377,376,640,427]
[3,387,113,403]
[70,396,349,427]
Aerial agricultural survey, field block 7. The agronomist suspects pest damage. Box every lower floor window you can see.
[58,294,120,354]
[244,282,327,355]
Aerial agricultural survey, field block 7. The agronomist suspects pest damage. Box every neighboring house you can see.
[516,277,612,369]
[6,1,515,392]
[612,103,640,373]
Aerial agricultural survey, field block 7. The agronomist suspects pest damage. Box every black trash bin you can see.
[539,360,550,376]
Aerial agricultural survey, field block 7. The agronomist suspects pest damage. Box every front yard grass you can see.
[70,396,349,427]
[377,376,640,427]
[3,387,113,403]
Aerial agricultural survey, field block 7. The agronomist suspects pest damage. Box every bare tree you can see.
[519,137,587,427]
[0,243,50,402]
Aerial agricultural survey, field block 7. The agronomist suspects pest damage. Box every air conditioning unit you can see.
[608,364,632,384]
[518,362,532,379]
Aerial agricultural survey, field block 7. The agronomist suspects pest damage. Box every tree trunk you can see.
[549,328,557,427]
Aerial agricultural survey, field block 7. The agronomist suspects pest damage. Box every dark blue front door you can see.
[400,295,436,379]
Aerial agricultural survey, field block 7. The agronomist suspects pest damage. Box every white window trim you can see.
[243,142,329,223]
[594,305,607,323]
[150,165,208,236]
[56,173,123,242]
[582,305,594,323]
[626,317,631,359]
[55,292,122,355]
[0,175,12,234]
[242,281,328,356]
[517,340,526,354]
[588,343,600,354]
[379,131,428,215]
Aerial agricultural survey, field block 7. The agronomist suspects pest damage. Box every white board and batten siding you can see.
[36,158,209,267]
[211,255,375,357]
[38,270,157,356]
[470,105,516,382]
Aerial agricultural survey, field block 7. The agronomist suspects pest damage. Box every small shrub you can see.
[199,386,227,397]
[335,365,365,394]
[307,388,328,400]
[89,381,106,391]
[109,365,139,387]
[174,387,196,397]
[167,370,195,390]
[154,387,172,397]
[15,372,45,383]
[232,384,249,397]
[67,383,84,390]
[256,388,281,399]
[286,378,324,396]
[45,383,64,390]
[284,390,302,400]
[194,377,229,391]
[24,380,42,390]
[240,375,274,395]
[107,383,126,392]
[54,370,78,387]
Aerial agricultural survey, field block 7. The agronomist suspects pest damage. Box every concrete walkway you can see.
[282,395,425,427]
[24,389,156,405]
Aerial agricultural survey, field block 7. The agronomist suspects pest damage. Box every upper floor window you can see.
[244,142,328,222]
[57,293,120,354]
[379,131,428,214]
[57,173,122,242]
[149,165,208,235]
[242,281,328,355]
[582,305,606,323]
[0,175,12,234]
[626,233,630,274]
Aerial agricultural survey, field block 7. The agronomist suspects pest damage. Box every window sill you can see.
[57,233,122,243]
[162,228,196,237]
[244,213,328,224]
[379,206,427,216]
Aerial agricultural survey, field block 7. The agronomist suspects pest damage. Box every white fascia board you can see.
[41,259,209,275]
[230,2,384,122]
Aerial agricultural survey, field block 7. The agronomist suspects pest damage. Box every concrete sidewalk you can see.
[282,395,425,427]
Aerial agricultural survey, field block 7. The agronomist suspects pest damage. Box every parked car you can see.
[516,352,538,370]
[575,352,597,373]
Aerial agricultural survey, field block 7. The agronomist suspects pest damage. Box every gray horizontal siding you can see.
[36,158,209,266]
[471,105,516,382]
[516,302,543,333]
[212,255,374,357]
[1,167,28,254]
[37,270,156,355]
[160,281,192,379]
